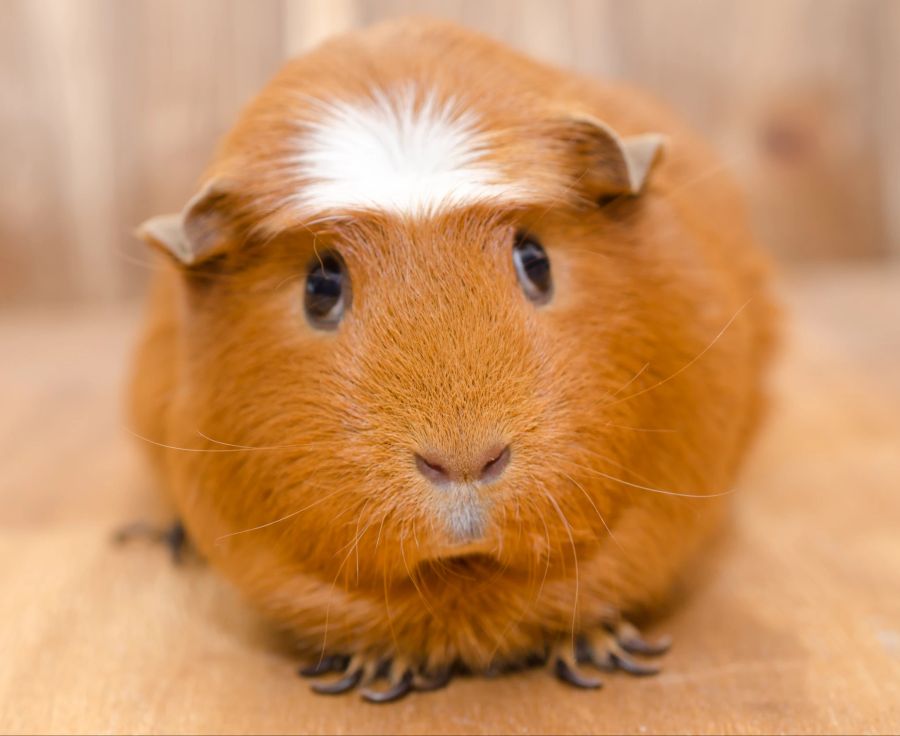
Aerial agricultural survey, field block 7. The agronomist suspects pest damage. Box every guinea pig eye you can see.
[304,251,348,328]
[512,232,552,304]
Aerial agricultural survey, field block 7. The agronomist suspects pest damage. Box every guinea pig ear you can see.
[563,116,665,198]
[136,179,233,266]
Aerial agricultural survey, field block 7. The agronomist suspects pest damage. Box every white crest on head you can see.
[290,86,530,217]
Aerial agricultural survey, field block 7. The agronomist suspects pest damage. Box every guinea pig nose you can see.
[415,453,453,484]
[478,444,511,483]
[414,444,511,485]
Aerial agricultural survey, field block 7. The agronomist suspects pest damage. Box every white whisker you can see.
[127,427,305,454]
[560,470,624,553]
[196,430,306,451]
[603,298,753,409]
[541,489,579,652]
[569,460,733,499]
[214,488,345,542]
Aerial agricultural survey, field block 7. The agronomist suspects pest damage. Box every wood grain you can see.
[1,266,898,734]
[0,0,898,307]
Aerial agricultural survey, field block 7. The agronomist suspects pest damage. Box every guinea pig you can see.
[129,17,776,702]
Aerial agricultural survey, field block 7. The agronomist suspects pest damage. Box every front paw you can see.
[299,653,452,703]
[299,619,670,702]
[552,619,671,689]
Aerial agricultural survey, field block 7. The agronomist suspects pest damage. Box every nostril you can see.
[414,444,512,485]
[415,452,451,484]
[479,444,511,483]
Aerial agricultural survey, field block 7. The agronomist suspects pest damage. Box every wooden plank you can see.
[109,0,286,297]
[282,0,360,57]
[873,0,900,258]
[0,0,116,305]
[0,0,897,305]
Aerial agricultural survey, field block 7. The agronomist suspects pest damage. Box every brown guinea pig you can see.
[129,18,776,702]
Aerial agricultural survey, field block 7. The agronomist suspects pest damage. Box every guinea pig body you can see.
[130,18,776,696]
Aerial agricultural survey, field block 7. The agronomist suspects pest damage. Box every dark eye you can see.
[304,251,348,329]
[512,232,552,304]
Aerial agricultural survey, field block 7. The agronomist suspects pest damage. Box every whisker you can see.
[353,501,374,582]
[602,298,753,410]
[127,428,250,454]
[533,497,553,602]
[596,149,753,228]
[606,361,649,401]
[374,507,389,555]
[541,488,579,654]
[567,460,734,500]
[127,427,305,454]
[214,488,345,542]
[318,525,357,664]
[314,499,385,663]
[569,443,661,487]
[560,470,624,554]
[486,491,553,663]
[528,162,594,230]
[272,273,300,294]
[602,422,676,433]
[116,249,164,272]
[661,151,752,202]
[382,560,400,653]
[332,505,373,587]
[399,524,439,618]
[195,430,307,451]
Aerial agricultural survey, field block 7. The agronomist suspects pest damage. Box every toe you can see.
[615,621,672,656]
[299,654,348,677]
[610,650,661,677]
[360,669,414,703]
[311,667,363,694]
[554,656,603,689]
[412,669,453,692]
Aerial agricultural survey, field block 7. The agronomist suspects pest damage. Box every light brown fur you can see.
[130,19,776,676]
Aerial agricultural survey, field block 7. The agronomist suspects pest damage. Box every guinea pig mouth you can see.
[431,551,500,573]
[428,483,491,543]
[418,549,501,577]
[442,502,488,542]
[417,522,501,573]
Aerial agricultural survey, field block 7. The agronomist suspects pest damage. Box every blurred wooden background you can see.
[1,0,898,307]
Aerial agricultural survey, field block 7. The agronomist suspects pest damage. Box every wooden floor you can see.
[1,265,898,735]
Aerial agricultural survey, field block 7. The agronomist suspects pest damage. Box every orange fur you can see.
[129,19,776,674]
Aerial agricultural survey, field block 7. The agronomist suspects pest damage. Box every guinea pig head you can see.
[137,85,666,596]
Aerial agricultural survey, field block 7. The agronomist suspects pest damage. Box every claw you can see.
[303,655,444,702]
[299,655,349,677]
[361,669,414,703]
[302,617,668,701]
[114,520,188,564]
[555,618,670,686]
[610,651,661,677]
[554,657,603,689]
[311,667,363,694]
[164,521,187,563]
[413,669,452,692]
[616,627,672,657]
